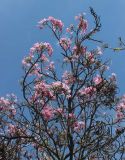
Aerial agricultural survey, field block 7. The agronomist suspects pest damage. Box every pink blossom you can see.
[66,27,71,33]
[78,19,88,33]
[40,54,49,62]
[48,61,55,70]
[38,17,64,31]
[66,25,74,34]
[59,38,71,50]
[22,56,32,66]
[79,86,96,96]
[34,42,43,52]
[93,75,102,85]
[117,102,125,110]
[96,47,102,55]
[75,14,88,33]
[62,71,76,85]
[115,95,125,121]
[34,81,54,99]
[8,124,16,135]
[31,67,42,78]
[51,81,71,96]
[38,18,48,29]
[48,16,64,31]
[72,45,86,55]
[0,97,11,111]
[11,108,16,115]
[44,42,53,56]
[41,105,54,120]
[117,95,125,111]
[69,113,76,119]
[74,121,85,131]
[87,52,95,63]
[116,111,124,120]
[29,42,53,56]
[109,73,116,81]
[10,105,16,115]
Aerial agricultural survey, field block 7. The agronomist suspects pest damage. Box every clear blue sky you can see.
[0,0,125,97]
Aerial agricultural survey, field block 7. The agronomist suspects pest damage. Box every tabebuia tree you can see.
[1,8,125,160]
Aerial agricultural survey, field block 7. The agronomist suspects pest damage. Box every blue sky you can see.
[0,0,125,97]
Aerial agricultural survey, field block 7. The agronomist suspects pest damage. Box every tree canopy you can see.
[0,8,125,160]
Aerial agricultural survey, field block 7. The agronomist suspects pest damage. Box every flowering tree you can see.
[1,8,125,160]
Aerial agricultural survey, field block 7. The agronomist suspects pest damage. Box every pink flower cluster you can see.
[79,86,96,96]
[66,113,76,126]
[7,124,26,136]
[22,42,53,68]
[109,73,116,82]
[34,81,54,100]
[41,105,54,120]
[47,61,55,70]
[87,52,95,63]
[59,38,71,50]
[8,124,17,136]
[116,95,125,121]
[68,113,76,119]
[30,42,53,56]
[75,14,88,33]
[22,56,32,67]
[72,45,87,55]
[62,71,76,85]
[93,75,103,85]
[38,16,64,31]
[63,54,79,63]
[51,81,71,97]
[96,47,102,55]
[66,24,74,34]
[74,121,85,131]
[38,18,48,28]
[41,107,85,132]
[66,113,85,131]
[0,97,11,111]
[116,111,124,121]
[41,107,64,121]
[0,96,16,115]
[40,54,49,62]
[29,64,41,78]
[34,81,71,101]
